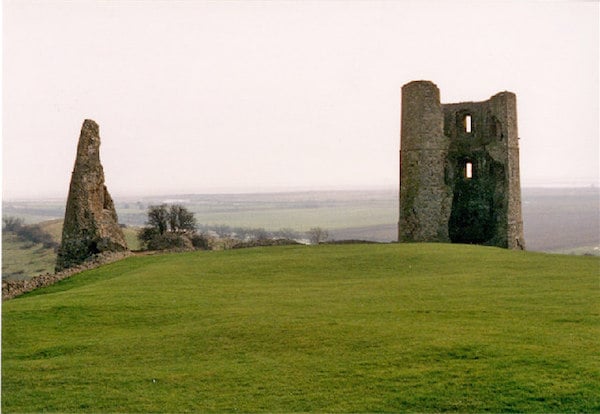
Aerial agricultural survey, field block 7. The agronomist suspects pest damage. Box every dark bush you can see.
[146,233,193,251]
[4,217,59,250]
[137,226,160,246]
[3,216,24,232]
[56,236,97,271]
[191,233,210,250]
[17,225,58,249]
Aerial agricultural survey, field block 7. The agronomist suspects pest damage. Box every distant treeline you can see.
[197,224,302,242]
[197,224,330,245]
[3,217,59,251]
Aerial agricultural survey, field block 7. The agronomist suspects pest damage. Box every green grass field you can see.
[2,244,599,412]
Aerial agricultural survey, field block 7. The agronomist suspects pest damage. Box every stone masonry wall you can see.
[3,251,133,301]
[56,120,128,271]
[398,80,525,249]
[398,81,452,243]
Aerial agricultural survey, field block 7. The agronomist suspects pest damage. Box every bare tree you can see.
[168,205,197,233]
[138,204,198,250]
[307,227,329,245]
[146,204,169,235]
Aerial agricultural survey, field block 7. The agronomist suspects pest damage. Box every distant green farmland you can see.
[3,244,599,412]
[3,187,599,251]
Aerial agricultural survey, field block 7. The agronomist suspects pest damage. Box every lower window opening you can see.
[466,162,473,179]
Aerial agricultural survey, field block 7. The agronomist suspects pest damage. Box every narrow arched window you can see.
[465,162,473,179]
[464,115,472,133]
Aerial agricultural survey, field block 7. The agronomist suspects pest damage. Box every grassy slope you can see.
[2,220,64,279]
[2,244,599,412]
[122,226,141,250]
[38,219,64,241]
[1,233,57,278]
[2,221,141,280]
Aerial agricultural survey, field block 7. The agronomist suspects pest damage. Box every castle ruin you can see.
[56,119,128,271]
[398,80,525,249]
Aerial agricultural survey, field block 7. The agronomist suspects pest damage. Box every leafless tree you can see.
[307,227,329,245]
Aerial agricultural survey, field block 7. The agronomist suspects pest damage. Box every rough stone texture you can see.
[56,120,128,271]
[398,81,525,249]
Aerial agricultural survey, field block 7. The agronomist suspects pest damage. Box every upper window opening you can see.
[464,115,472,133]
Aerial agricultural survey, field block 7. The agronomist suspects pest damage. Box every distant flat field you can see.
[3,187,599,253]
[521,188,599,253]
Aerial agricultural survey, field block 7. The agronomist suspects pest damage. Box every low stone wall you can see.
[2,251,133,301]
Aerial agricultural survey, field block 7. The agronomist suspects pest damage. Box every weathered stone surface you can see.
[56,119,128,271]
[398,81,525,250]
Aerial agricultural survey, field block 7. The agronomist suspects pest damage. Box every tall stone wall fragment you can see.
[56,119,128,271]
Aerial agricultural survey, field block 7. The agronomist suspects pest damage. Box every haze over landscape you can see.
[2,4,600,412]
[3,1,599,200]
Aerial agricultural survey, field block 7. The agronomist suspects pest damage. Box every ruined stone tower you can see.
[398,81,524,249]
[56,119,128,271]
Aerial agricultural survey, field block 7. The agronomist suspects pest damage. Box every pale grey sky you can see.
[3,0,599,200]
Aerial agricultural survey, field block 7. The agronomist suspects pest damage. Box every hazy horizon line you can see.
[3,183,599,203]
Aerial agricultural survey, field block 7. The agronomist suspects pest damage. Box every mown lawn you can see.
[2,244,599,412]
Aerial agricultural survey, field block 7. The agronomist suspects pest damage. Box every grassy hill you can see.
[2,244,599,412]
[1,219,64,279]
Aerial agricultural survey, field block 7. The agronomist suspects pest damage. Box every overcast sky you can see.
[3,0,599,200]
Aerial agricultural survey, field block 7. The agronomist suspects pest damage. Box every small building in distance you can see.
[398,80,525,249]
